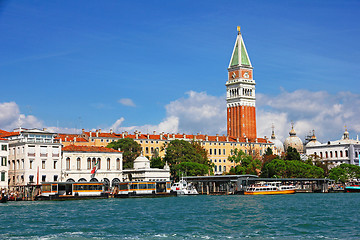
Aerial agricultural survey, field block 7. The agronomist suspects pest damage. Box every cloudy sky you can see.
[1,1,360,142]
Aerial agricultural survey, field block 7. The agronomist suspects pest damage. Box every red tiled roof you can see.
[57,134,88,142]
[0,132,20,138]
[61,130,271,144]
[62,145,122,153]
[0,137,8,141]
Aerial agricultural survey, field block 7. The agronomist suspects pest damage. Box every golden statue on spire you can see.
[237,26,241,34]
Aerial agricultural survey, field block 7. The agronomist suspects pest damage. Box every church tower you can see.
[226,26,257,139]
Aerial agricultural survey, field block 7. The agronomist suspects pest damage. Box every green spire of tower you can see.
[229,26,252,68]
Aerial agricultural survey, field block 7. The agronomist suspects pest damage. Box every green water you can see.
[1,193,359,239]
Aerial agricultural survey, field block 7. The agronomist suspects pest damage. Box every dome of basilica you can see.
[270,128,284,154]
[284,124,303,153]
[306,131,321,147]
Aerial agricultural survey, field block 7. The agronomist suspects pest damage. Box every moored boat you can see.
[113,180,176,198]
[244,182,296,195]
[345,183,360,193]
[171,179,198,195]
[36,181,108,200]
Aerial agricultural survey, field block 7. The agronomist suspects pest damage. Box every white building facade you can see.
[306,129,360,168]
[4,129,62,188]
[123,154,170,182]
[0,138,9,189]
[62,145,123,188]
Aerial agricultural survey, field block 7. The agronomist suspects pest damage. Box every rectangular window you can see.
[223,149,225,155]
[29,175,34,183]
[77,158,81,170]
[107,158,110,170]
[30,160,33,169]
[54,175,58,182]
[1,172,5,181]
[42,175,46,182]
[116,159,120,170]
[40,146,47,157]
[87,158,91,170]
[1,145,7,151]
[54,161,57,169]
[1,157,6,166]
[28,146,35,156]
[42,161,46,169]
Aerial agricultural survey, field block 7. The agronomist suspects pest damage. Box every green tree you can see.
[329,164,360,183]
[285,146,301,161]
[228,149,261,175]
[107,138,142,169]
[261,158,324,178]
[150,156,165,169]
[264,147,273,156]
[162,139,212,180]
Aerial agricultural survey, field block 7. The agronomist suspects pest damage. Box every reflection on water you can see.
[1,193,360,239]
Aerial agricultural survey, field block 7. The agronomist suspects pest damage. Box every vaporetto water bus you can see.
[113,180,176,198]
[244,182,296,195]
[37,181,108,200]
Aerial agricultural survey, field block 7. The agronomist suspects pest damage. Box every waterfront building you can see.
[226,26,256,139]
[306,128,360,167]
[1,128,62,188]
[0,136,9,189]
[58,129,274,175]
[122,153,170,182]
[284,123,304,154]
[62,145,123,188]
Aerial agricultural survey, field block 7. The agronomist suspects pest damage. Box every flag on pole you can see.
[91,160,99,179]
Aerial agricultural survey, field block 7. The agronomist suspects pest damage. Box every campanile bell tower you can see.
[226,26,257,139]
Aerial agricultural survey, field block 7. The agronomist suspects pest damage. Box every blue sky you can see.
[1,0,360,142]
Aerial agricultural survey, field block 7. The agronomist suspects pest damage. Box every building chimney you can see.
[99,129,101,133]
[236,137,239,142]
[183,133,186,139]
[82,129,85,133]
[205,135,208,141]
[160,132,163,140]
[96,130,99,137]
[153,131,156,135]
[135,130,139,139]
[110,129,113,134]
[90,131,92,137]
[172,133,175,139]
[147,134,150,139]
[122,132,125,138]
[226,136,229,142]
[216,134,219,142]
[74,137,76,142]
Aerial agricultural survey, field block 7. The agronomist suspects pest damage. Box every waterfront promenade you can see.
[1,193,359,239]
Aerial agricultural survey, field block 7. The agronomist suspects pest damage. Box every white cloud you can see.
[109,91,226,135]
[0,102,43,131]
[257,89,360,142]
[118,98,136,107]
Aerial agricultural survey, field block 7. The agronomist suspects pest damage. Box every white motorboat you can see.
[171,178,198,195]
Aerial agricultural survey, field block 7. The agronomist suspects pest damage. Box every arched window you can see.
[340,151,343,157]
[335,151,338,158]
[355,152,358,158]
[214,165,217,172]
[224,166,226,172]
[345,150,349,157]
[214,149,217,155]
[210,149,212,155]
[320,152,323,158]
[107,158,110,170]
[314,152,317,156]
[112,178,120,187]
[330,151,333,158]
[116,158,120,170]
[92,158,96,168]
[78,178,87,182]
[97,158,101,169]
[66,157,70,170]
[87,158,91,170]
[325,152,328,158]
[66,178,75,182]
[77,157,81,170]
[219,166,222,172]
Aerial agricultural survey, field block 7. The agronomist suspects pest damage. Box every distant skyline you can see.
[1,0,360,142]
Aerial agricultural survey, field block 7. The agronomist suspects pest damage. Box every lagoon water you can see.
[1,193,360,239]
